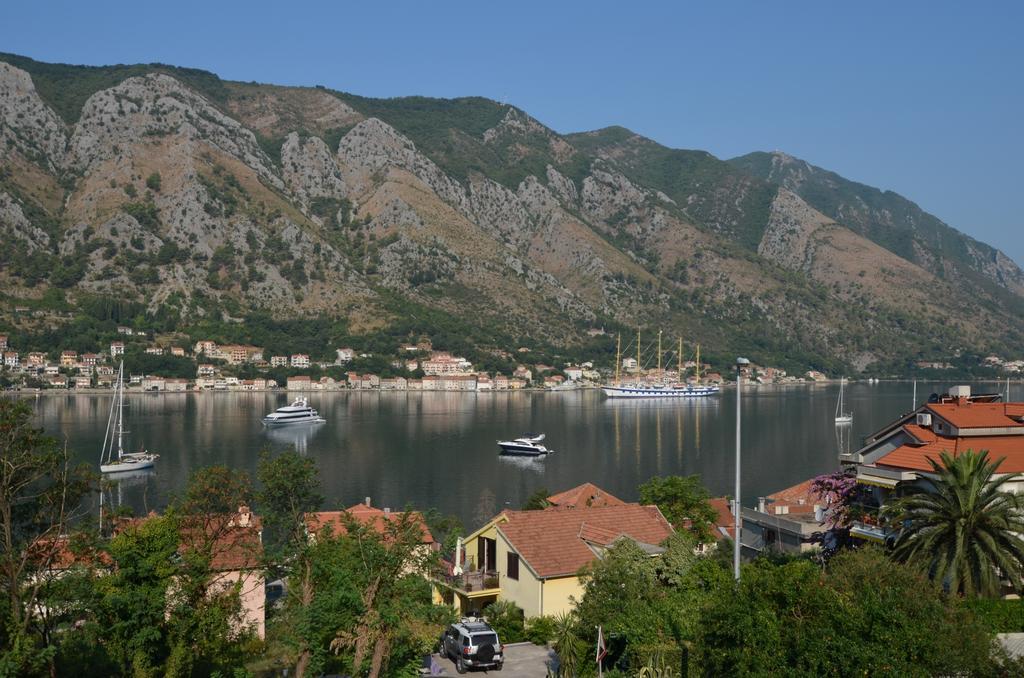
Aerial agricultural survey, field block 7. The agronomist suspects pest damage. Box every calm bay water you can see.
[21,381,1021,527]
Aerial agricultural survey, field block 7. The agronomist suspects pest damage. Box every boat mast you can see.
[677,337,683,382]
[615,334,621,386]
[116,362,124,461]
[636,327,641,382]
[695,344,701,383]
[655,331,663,374]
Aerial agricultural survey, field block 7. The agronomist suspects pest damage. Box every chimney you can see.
[384,507,391,514]
[365,496,371,507]
[757,497,766,513]
[237,505,250,527]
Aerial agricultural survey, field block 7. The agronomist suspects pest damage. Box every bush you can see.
[965,598,1024,632]
[484,600,525,643]
[524,615,556,645]
[146,172,162,192]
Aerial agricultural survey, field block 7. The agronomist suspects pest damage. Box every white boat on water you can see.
[262,397,326,426]
[835,377,853,425]
[498,435,552,456]
[602,384,720,398]
[100,362,159,474]
[602,330,720,399]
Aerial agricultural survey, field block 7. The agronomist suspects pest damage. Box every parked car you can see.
[439,617,504,673]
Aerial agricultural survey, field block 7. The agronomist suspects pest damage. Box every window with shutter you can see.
[507,552,519,580]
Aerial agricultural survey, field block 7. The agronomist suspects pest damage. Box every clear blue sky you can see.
[4,1,1022,264]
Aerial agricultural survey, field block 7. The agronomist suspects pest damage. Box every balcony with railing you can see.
[446,570,500,597]
[849,505,889,543]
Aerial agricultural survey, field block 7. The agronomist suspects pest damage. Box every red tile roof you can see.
[766,479,825,514]
[496,504,673,579]
[546,483,625,508]
[31,536,112,570]
[305,504,434,545]
[926,402,1024,429]
[117,507,263,571]
[878,435,1024,473]
[708,497,735,540]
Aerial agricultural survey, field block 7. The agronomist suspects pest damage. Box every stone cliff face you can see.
[2,55,1022,369]
[0,62,67,171]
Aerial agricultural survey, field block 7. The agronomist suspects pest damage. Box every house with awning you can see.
[841,385,1024,543]
[444,484,673,618]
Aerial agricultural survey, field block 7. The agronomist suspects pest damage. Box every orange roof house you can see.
[845,385,1024,544]
[708,497,736,540]
[304,501,435,546]
[452,483,674,618]
[546,482,626,509]
[115,506,266,639]
[851,386,1024,480]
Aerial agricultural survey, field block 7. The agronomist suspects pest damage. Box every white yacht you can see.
[262,397,326,427]
[100,362,159,474]
[497,435,552,456]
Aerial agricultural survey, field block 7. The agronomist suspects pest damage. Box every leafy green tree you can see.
[639,475,718,543]
[0,399,93,676]
[279,511,449,678]
[255,450,323,676]
[696,548,998,676]
[883,449,1024,597]
[521,487,551,510]
[574,532,727,672]
[92,467,258,677]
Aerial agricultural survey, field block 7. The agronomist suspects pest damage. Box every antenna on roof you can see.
[912,380,916,410]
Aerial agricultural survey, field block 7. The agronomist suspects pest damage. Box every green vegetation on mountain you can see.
[569,126,778,250]
[1,52,1022,376]
[0,51,229,123]
[729,150,1024,302]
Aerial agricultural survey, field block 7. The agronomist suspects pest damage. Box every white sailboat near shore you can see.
[834,377,853,425]
[100,362,159,474]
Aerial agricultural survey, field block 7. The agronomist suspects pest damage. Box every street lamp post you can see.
[734,357,749,581]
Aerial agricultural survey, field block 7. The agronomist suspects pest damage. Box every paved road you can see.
[430,642,557,676]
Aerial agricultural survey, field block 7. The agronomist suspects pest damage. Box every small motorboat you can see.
[498,435,553,456]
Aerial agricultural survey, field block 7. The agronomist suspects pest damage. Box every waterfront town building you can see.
[740,479,829,556]
[841,385,1024,544]
[110,341,125,357]
[290,354,310,368]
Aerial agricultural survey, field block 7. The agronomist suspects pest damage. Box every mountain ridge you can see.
[1,52,1021,375]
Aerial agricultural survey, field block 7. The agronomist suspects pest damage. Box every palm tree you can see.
[882,449,1024,597]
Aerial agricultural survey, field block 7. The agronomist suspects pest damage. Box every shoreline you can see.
[3,377,1016,397]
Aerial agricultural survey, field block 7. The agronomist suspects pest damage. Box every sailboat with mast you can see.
[834,377,853,425]
[100,362,160,474]
[602,329,720,398]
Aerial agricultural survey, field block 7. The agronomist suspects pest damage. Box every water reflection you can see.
[263,421,325,455]
[18,382,1007,527]
[496,454,548,475]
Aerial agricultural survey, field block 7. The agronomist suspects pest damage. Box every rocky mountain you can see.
[1,52,1021,374]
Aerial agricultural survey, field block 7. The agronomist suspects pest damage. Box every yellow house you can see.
[444,484,674,618]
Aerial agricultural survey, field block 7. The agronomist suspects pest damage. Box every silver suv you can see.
[439,617,504,673]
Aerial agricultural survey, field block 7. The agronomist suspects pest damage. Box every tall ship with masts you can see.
[602,329,720,398]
